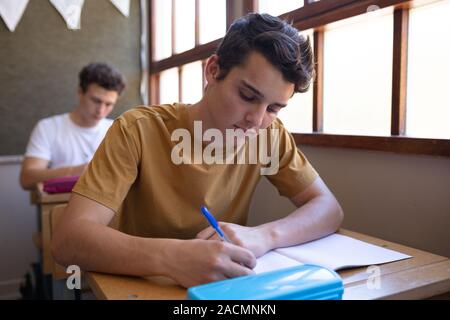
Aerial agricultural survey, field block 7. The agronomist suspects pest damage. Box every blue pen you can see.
[200,206,233,243]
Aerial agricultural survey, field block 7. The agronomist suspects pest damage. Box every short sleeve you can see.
[25,120,53,160]
[265,122,319,199]
[72,117,141,212]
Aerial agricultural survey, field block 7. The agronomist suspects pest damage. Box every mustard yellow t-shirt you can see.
[72,104,318,239]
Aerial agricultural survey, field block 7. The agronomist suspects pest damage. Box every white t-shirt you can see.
[25,113,113,168]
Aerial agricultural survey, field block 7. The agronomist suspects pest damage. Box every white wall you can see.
[248,146,450,258]
[0,158,38,299]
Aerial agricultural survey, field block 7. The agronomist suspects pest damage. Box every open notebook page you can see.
[254,233,412,273]
[254,251,302,274]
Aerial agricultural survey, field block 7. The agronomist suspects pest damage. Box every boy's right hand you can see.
[163,239,256,288]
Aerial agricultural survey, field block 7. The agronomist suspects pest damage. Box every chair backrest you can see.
[50,204,69,280]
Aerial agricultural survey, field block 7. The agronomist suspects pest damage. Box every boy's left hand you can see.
[196,222,273,258]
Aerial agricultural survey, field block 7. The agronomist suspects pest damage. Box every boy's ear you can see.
[204,54,220,84]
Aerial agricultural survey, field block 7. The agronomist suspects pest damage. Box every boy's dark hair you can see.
[79,63,126,94]
[216,13,315,93]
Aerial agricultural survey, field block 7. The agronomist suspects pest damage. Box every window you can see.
[278,91,313,133]
[406,0,450,139]
[151,0,450,157]
[323,12,393,136]
[258,0,304,16]
[154,0,171,60]
[199,0,226,44]
[153,0,227,59]
[181,61,204,104]
[159,68,179,104]
[174,0,196,54]
[277,30,314,133]
[152,0,226,106]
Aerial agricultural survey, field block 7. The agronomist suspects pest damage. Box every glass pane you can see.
[278,91,313,133]
[199,0,226,44]
[174,0,195,53]
[154,0,172,61]
[159,68,179,105]
[323,13,393,136]
[406,1,450,139]
[258,0,304,17]
[181,61,203,104]
[277,30,314,133]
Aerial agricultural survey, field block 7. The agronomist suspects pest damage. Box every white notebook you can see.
[254,233,412,274]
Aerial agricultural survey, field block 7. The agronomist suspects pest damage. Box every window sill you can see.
[292,133,450,157]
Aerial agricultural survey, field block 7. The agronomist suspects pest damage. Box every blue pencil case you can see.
[187,264,344,300]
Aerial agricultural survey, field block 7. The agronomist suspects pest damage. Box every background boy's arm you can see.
[51,193,256,288]
[19,156,87,190]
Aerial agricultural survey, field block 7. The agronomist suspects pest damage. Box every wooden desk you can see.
[30,183,71,205]
[85,229,450,300]
[30,184,71,275]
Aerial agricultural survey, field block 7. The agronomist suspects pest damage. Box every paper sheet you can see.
[254,251,302,274]
[255,233,412,273]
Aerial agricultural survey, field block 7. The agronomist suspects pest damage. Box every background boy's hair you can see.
[216,13,315,93]
[79,62,126,94]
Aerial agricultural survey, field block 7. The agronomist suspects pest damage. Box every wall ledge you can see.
[0,155,23,165]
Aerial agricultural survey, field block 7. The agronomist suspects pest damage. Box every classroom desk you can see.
[30,184,71,275]
[85,229,450,300]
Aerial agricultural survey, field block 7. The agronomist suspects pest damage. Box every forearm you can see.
[259,195,344,251]
[20,166,74,190]
[52,219,176,277]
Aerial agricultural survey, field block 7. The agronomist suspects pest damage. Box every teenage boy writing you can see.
[52,14,343,288]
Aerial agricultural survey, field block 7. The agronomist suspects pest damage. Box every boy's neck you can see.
[186,100,214,133]
[70,107,99,128]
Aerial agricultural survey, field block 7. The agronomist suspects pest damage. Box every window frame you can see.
[149,0,450,157]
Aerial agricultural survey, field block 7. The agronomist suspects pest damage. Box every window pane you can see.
[174,0,195,54]
[323,13,393,136]
[154,0,172,60]
[277,30,314,133]
[278,91,313,133]
[199,0,226,44]
[258,0,304,16]
[181,61,203,104]
[406,1,450,139]
[160,68,179,105]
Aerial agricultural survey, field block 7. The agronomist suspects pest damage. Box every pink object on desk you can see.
[43,176,79,194]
